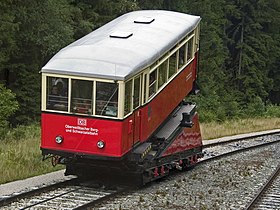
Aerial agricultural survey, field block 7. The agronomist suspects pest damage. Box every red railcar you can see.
[41,10,203,184]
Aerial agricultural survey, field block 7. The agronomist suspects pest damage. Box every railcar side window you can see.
[71,80,93,115]
[143,73,148,103]
[149,70,157,98]
[96,82,118,117]
[46,77,68,111]
[169,52,177,78]
[133,76,141,109]
[158,60,168,89]
[124,80,132,115]
[187,37,194,61]
[178,44,187,69]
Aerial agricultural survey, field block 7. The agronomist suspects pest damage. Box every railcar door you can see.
[133,110,141,144]
[132,75,142,144]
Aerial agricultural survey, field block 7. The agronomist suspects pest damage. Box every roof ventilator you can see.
[109,31,133,39]
[134,16,155,24]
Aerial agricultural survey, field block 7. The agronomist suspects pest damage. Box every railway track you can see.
[245,163,280,210]
[1,132,279,209]
[200,132,280,210]
[201,132,280,162]
[0,179,127,210]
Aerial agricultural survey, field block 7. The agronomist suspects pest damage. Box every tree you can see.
[0,84,18,129]
[136,0,164,9]
[225,0,273,104]
[0,0,18,85]
[266,0,280,104]
[179,0,236,120]
[0,0,279,125]
[6,0,75,124]
[71,0,139,36]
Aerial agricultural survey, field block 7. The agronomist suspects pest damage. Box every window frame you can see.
[44,75,70,113]
[148,68,158,99]
[124,79,133,117]
[158,59,168,90]
[187,36,195,62]
[70,79,94,115]
[42,73,121,119]
[123,73,143,118]
[133,75,141,109]
[95,81,119,118]
[168,49,178,79]
[178,43,187,70]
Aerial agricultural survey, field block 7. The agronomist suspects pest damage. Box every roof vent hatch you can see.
[134,16,155,24]
[110,31,133,39]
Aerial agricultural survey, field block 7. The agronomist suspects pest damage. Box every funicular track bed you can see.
[201,132,280,162]
[1,132,280,209]
[0,179,128,210]
[92,132,280,210]
[245,163,280,210]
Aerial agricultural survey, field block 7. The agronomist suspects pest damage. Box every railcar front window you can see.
[46,77,68,111]
[71,80,93,115]
[96,82,118,117]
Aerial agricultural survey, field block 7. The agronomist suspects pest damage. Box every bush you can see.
[0,84,19,139]
[264,105,280,118]
[4,124,40,141]
[187,93,242,122]
[245,97,266,117]
[188,94,280,123]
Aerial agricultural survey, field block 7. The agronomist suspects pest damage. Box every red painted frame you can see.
[41,55,198,158]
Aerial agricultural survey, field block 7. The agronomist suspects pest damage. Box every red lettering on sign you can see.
[78,118,87,126]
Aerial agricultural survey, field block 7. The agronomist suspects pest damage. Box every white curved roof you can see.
[42,10,200,81]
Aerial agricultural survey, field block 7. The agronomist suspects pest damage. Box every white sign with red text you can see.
[65,119,99,136]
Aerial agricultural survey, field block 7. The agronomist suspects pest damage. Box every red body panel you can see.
[139,57,197,142]
[41,56,198,158]
[162,114,202,157]
[41,114,125,157]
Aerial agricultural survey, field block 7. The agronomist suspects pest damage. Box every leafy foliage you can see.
[0,84,18,137]
[0,0,279,126]
[225,0,274,103]
[184,0,280,121]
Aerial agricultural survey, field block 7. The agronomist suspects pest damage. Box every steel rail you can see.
[73,187,129,210]
[0,178,78,207]
[1,177,129,210]
[202,131,280,148]
[1,133,280,209]
[200,138,280,164]
[18,185,125,210]
[20,186,82,210]
[245,163,280,210]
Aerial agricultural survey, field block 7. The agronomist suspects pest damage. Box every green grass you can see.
[0,124,63,184]
[201,117,280,140]
[0,118,279,184]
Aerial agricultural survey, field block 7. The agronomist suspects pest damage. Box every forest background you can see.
[1,0,280,137]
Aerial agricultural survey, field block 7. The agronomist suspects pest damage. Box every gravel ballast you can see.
[1,130,279,209]
[95,142,280,209]
[0,170,74,198]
